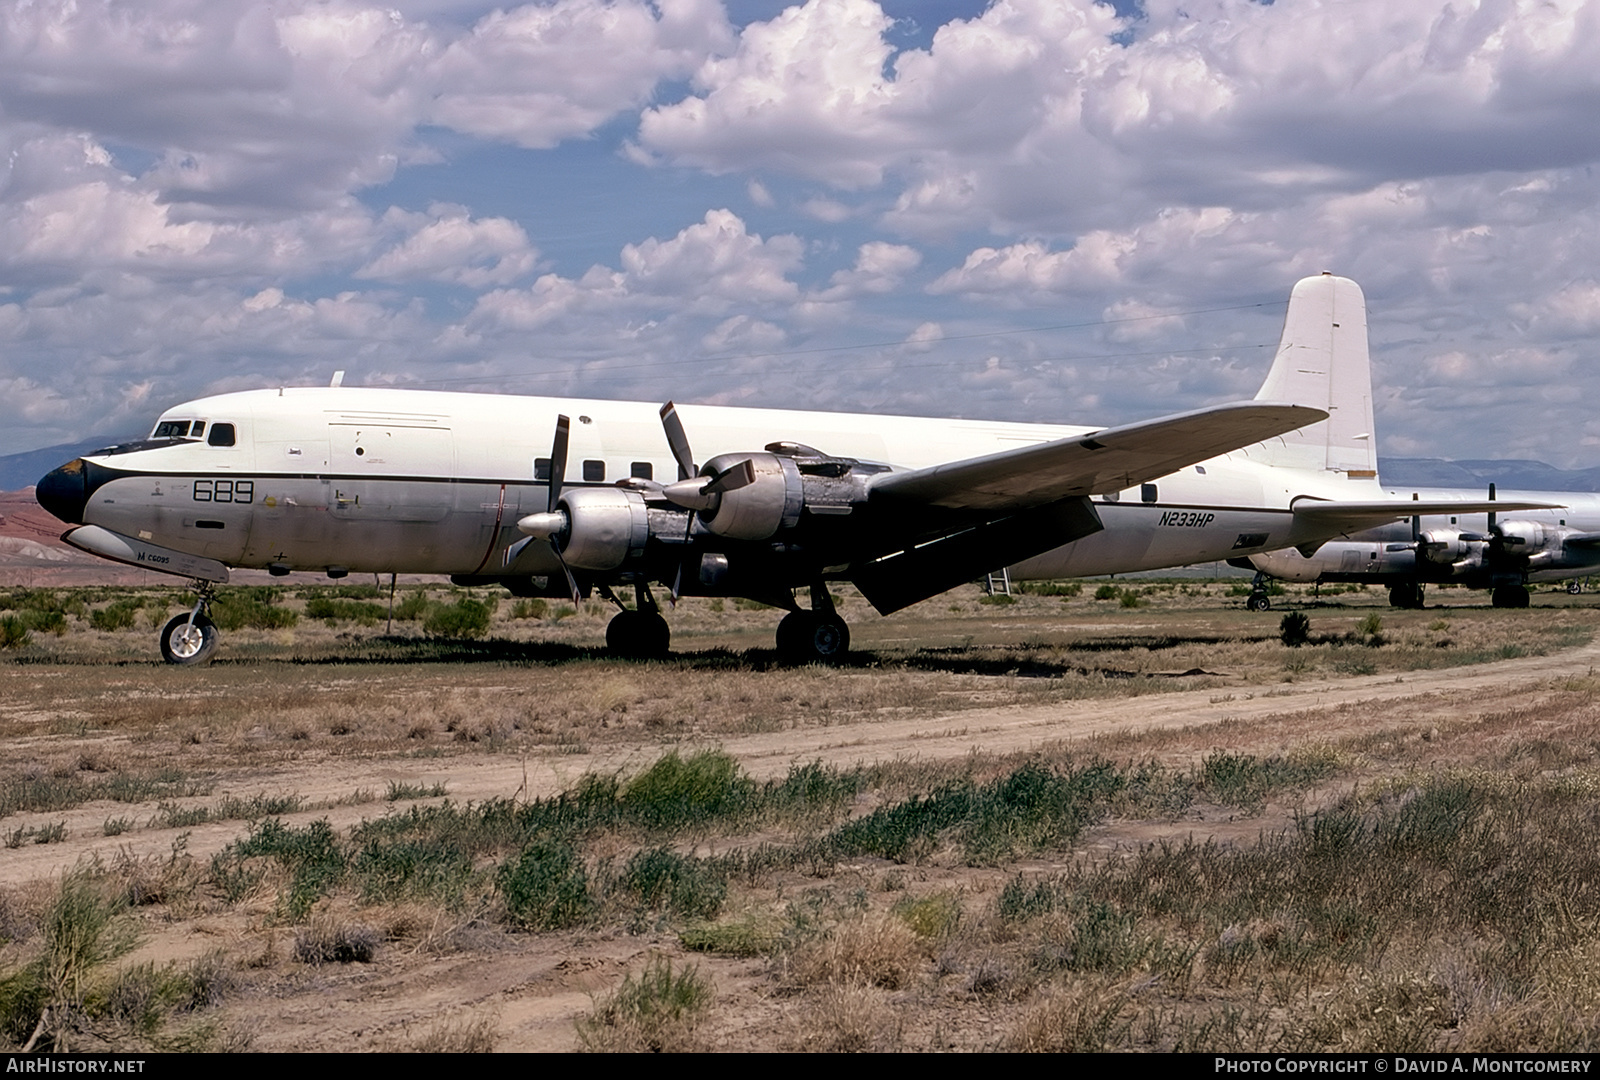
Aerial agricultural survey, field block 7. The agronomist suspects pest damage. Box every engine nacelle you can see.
[696,452,803,541]
[1496,520,1553,563]
[1419,529,1482,567]
[555,487,649,570]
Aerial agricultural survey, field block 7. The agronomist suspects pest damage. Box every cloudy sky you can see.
[4,0,1600,469]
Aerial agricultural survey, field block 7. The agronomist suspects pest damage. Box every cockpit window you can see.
[207,423,236,447]
[153,420,201,439]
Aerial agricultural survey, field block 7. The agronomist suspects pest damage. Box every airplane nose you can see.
[36,458,89,525]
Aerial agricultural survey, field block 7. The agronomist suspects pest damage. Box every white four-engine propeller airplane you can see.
[34,273,1551,664]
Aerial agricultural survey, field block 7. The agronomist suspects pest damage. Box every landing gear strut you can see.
[775,583,850,664]
[602,582,671,659]
[160,584,219,665]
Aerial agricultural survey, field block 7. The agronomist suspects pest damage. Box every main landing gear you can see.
[1491,584,1530,609]
[1388,582,1425,610]
[1245,572,1272,612]
[775,584,850,664]
[160,584,219,665]
[601,582,671,659]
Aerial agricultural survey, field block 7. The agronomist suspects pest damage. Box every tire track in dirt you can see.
[5,637,1598,890]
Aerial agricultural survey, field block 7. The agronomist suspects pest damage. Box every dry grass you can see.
[398,1012,500,1053]
[787,911,924,991]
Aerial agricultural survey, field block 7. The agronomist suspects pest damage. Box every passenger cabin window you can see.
[583,459,605,482]
[207,423,236,447]
[1141,483,1158,504]
[534,458,551,481]
[631,462,653,480]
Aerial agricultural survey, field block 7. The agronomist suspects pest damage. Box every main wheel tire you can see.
[1390,583,1424,609]
[606,610,670,659]
[160,613,218,665]
[1246,593,1271,612]
[1492,585,1530,609]
[776,611,850,663]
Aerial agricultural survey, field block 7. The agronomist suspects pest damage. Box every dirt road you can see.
[5,635,1595,892]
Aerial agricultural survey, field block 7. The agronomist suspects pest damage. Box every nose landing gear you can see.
[160,585,219,665]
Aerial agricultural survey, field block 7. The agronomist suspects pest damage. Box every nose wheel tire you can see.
[160,614,219,665]
[776,611,850,663]
[605,609,671,659]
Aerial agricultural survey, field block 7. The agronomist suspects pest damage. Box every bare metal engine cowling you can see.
[553,487,650,570]
[695,452,805,541]
[1418,529,1481,566]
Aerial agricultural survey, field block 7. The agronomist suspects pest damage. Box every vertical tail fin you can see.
[1249,273,1378,478]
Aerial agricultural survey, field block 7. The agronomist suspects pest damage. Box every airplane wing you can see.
[1289,497,1564,535]
[867,401,1328,513]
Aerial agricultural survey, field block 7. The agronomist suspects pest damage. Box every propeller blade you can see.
[660,402,696,481]
[1411,493,1421,544]
[704,457,757,495]
[502,537,533,568]
[1488,482,1497,532]
[556,558,581,604]
[548,414,571,514]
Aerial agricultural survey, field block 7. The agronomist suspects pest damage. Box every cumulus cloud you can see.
[812,241,920,301]
[426,0,734,148]
[359,204,538,287]
[641,0,1600,240]
[470,209,803,330]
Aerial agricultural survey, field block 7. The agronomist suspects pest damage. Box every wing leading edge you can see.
[1290,497,1564,536]
[867,401,1329,513]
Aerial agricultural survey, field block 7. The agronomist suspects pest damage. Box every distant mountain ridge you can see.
[1378,458,1600,493]
[0,437,126,493]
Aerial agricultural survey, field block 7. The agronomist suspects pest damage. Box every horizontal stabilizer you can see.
[1291,497,1563,535]
[869,401,1327,515]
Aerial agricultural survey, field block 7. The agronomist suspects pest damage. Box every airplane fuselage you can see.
[40,386,1375,586]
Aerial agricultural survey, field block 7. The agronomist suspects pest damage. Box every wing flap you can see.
[868,401,1327,514]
